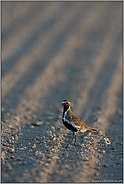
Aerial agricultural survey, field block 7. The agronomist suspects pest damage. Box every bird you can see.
[60,99,97,144]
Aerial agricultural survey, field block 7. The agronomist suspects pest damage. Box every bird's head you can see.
[60,100,71,110]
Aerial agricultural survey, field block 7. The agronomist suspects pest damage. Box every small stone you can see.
[34,151,38,156]
[47,116,53,120]
[17,157,22,161]
[22,172,28,176]
[7,139,11,143]
[52,137,56,141]
[98,131,103,135]
[14,135,18,139]
[10,155,14,159]
[47,158,52,163]
[32,121,43,126]
[18,132,23,136]
[95,172,99,176]
[49,131,52,135]
[19,148,24,151]
[32,144,36,149]
[100,137,111,145]
[97,118,101,122]
[84,136,88,139]
[52,155,59,160]
[65,164,69,168]
[45,163,49,166]
[14,116,20,121]
[88,132,92,136]
[104,137,111,145]
[8,148,15,153]
[52,126,55,131]
[1,156,4,160]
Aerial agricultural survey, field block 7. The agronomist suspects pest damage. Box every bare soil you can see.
[1,2,123,183]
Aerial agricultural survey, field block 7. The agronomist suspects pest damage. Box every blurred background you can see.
[1,1,123,182]
[2,1,122,125]
[2,1,122,116]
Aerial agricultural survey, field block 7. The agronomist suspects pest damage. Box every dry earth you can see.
[1,1,123,183]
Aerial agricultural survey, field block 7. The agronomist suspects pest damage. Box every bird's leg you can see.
[71,132,75,144]
[74,132,77,143]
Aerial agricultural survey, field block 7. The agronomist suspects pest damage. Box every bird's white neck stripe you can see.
[63,108,79,130]
[63,108,69,120]
[63,107,70,118]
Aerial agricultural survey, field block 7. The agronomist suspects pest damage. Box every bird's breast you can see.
[62,118,78,132]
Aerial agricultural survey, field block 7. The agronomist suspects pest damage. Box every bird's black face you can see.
[60,100,70,111]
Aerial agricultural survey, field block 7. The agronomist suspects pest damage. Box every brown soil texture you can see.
[1,2,123,183]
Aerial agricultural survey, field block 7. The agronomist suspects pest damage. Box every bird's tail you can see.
[86,125,97,132]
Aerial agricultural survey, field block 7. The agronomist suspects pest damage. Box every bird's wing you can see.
[72,114,86,127]
[66,110,86,127]
[65,110,97,132]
